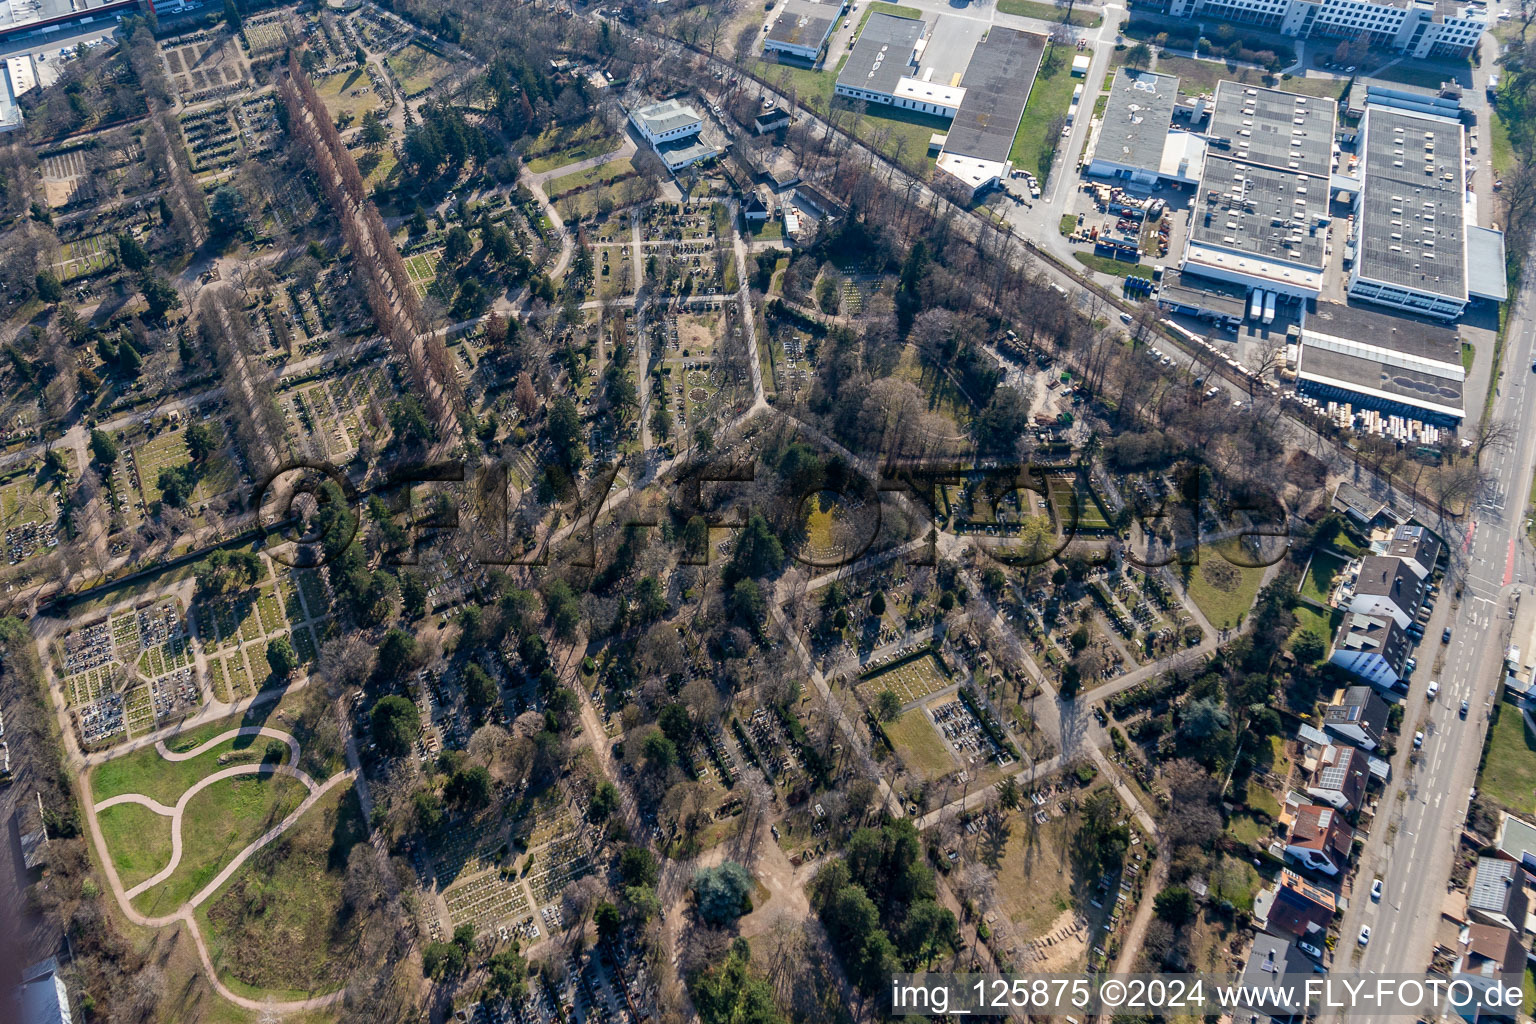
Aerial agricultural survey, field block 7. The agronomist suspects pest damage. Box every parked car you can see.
[1443,627,1452,643]
[1358,926,1371,946]
[1371,878,1383,900]
[1298,941,1324,959]
[1427,679,1439,700]
[1413,731,1424,749]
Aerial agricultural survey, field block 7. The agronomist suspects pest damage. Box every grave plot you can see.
[162,31,248,105]
[53,234,117,282]
[128,424,239,509]
[764,318,812,403]
[240,13,292,59]
[427,815,503,888]
[197,578,316,699]
[38,147,93,208]
[442,871,532,938]
[856,649,952,707]
[278,362,388,463]
[928,696,1010,770]
[180,106,242,173]
[404,248,443,299]
[0,468,61,565]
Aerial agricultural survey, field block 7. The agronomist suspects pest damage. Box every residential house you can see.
[1328,612,1411,690]
[743,188,770,223]
[1304,744,1369,812]
[1386,524,1442,580]
[1255,868,1337,940]
[1468,857,1529,933]
[1454,923,1527,1021]
[1348,555,1428,630]
[1239,932,1320,1024]
[754,108,792,135]
[1321,686,1390,751]
[1284,803,1355,876]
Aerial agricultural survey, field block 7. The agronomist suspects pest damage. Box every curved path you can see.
[84,726,357,1013]
[153,725,301,767]
[101,761,321,901]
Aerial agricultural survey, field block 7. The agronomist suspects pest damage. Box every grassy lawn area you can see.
[1153,56,1345,101]
[92,728,270,806]
[1463,342,1476,373]
[1491,108,1515,181]
[1226,812,1267,846]
[1370,60,1468,91]
[1479,706,1536,815]
[97,801,173,890]
[545,157,635,198]
[1300,551,1345,605]
[1010,47,1082,179]
[1060,213,1078,237]
[314,67,383,122]
[130,773,309,919]
[384,42,452,97]
[885,708,958,779]
[754,59,838,113]
[1073,252,1153,279]
[1183,542,1266,630]
[1208,854,1263,907]
[998,0,1102,26]
[198,782,368,1000]
[1291,604,1341,661]
[525,125,623,174]
[994,810,1078,935]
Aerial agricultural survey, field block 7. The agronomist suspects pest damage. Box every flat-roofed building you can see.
[1164,0,1486,58]
[1347,106,1468,319]
[627,99,719,171]
[933,26,1044,196]
[1295,301,1465,424]
[833,14,934,110]
[763,0,841,61]
[1086,69,1180,185]
[1179,83,1336,299]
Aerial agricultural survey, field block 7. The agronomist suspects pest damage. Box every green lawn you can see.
[525,125,623,174]
[545,157,635,198]
[1463,342,1476,373]
[1290,605,1341,662]
[1491,108,1515,181]
[1226,812,1266,846]
[92,727,269,807]
[1209,854,1263,907]
[1010,46,1083,179]
[130,773,308,919]
[1153,56,1345,101]
[1369,60,1468,91]
[997,0,1102,26]
[1060,213,1078,237]
[884,708,957,780]
[1073,252,1152,279]
[1183,543,1267,630]
[1480,707,1536,816]
[1300,551,1345,605]
[198,783,368,1000]
[98,801,173,890]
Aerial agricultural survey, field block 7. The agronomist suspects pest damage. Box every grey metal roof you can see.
[1094,69,1179,174]
[632,99,702,137]
[1467,226,1509,302]
[938,26,1045,163]
[1189,155,1329,269]
[835,13,924,98]
[1158,268,1249,318]
[1209,81,1336,178]
[1299,345,1465,414]
[1303,301,1461,363]
[1331,612,1409,669]
[767,0,837,51]
[1356,106,1466,301]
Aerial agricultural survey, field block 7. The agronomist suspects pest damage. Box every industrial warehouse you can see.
[831,12,1042,196]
